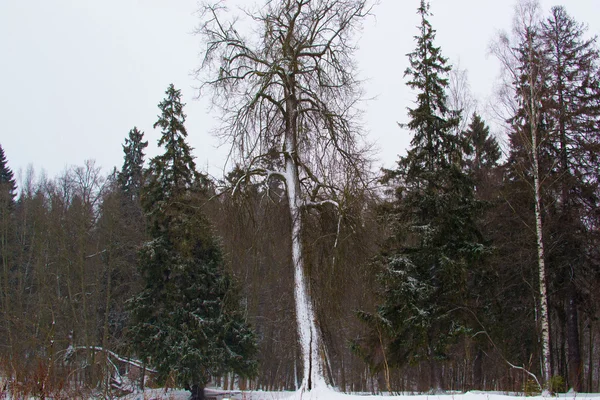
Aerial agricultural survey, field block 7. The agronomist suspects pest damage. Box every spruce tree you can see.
[128,85,257,400]
[539,6,600,391]
[0,145,16,207]
[97,129,149,355]
[0,144,17,356]
[359,1,486,391]
[462,113,502,195]
[118,126,148,203]
[143,84,207,236]
[463,114,501,178]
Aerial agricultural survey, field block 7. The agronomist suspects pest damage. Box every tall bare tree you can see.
[448,64,477,133]
[196,0,373,392]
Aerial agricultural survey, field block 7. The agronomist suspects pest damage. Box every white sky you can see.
[0,0,598,183]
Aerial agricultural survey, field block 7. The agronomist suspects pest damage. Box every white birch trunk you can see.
[528,40,552,387]
[531,122,552,387]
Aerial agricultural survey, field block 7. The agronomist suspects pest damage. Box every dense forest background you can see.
[0,0,599,397]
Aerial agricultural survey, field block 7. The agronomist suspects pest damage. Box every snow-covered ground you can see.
[118,388,600,400]
[2,381,599,400]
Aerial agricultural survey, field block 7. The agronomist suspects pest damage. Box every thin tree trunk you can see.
[473,349,483,390]
[102,246,113,391]
[566,284,582,391]
[1,217,15,374]
[531,103,551,390]
[527,32,551,390]
[588,323,593,392]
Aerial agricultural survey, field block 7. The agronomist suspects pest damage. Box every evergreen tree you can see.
[462,113,501,190]
[118,127,148,203]
[128,85,257,400]
[143,84,206,236]
[0,144,16,208]
[115,127,148,287]
[0,144,17,358]
[358,1,486,391]
[145,85,199,203]
[459,113,503,388]
[539,6,600,391]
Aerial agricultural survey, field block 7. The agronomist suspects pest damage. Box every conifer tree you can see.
[462,113,502,195]
[114,126,149,291]
[463,114,501,178]
[539,6,600,391]
[143,84,206,236]
[128,85,257,400]
[0,144,17,358]
[359,1,486,391]
[0,145,16,209]
[118,126,148,203]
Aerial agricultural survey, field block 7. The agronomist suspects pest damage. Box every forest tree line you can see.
[0,0,599,396]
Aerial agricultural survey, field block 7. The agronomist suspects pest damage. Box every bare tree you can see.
[196,0,374,392]
[448,63,477,133]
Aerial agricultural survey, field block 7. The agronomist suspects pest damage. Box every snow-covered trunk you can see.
[528,47,552,387]
[284,86,328,392]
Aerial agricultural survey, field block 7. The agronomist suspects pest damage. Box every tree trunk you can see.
[532,109,552,390]
[284,80,328,392]
[473,348,483,390]
[566,284,582,391]
[0,211,14,370]
[527,31,552,390]
[285,154,327,391]
[140,364,145,391]
[190,384,205,400]
[429,358,443,393]
[588,323,593,392]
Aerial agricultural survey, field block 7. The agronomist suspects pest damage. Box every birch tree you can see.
[196,0,373,392]
[491,0,552,389]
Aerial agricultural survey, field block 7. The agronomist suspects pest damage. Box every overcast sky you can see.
[1,0,598,184]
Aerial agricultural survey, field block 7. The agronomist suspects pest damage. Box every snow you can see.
[1,379,599,400]
[113,388,600,400]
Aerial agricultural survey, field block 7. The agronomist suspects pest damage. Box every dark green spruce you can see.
[128,84,257,400]
[462,113,501,193]
[118,126,148,203]
[356,1,487,392]
[0,144,16,207]
[541,7,600,392]
[0,144,17,353]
